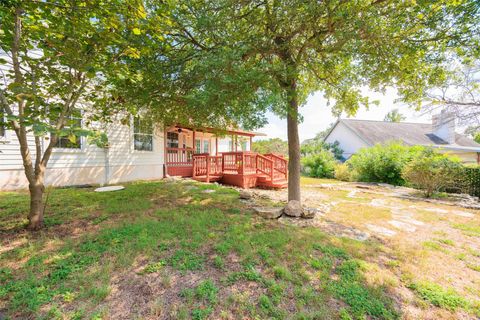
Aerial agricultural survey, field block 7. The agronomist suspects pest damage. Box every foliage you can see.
[301,149,337,178]
[425,60,480,130]
[384,109,406,122]
[252,138,288,156]
[334,163,352,182]
[302,139,344,161]
[407,281,469,311]
[347,142,422,185]
[402,149,463,197]
[461,166,480,197]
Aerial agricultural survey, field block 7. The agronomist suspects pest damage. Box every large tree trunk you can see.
[28,182,45,230]
[287,81,301,202]
[27,167,46,230]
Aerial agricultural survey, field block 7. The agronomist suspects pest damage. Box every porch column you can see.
[234,135,238,152]
[249,136,252,152]
[164,127,168,177]
[193,130,196,153]
[215,136,218,155]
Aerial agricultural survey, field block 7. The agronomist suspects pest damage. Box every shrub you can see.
[334,163,351,181]
[402,148,463,197]
[347,141,422,185]
[301,149,337,178]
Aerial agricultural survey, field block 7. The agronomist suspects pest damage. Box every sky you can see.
[255,87,434,142]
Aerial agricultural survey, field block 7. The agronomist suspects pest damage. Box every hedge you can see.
[461,167,480,198]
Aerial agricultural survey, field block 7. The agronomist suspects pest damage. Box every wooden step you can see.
[193,175,222,182]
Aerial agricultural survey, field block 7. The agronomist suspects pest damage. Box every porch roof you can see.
[170,124,266,137]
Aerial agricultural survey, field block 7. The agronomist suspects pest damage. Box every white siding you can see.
[325,122,370,160]
[0,120,165,190]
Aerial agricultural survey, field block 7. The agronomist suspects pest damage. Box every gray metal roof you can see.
[339,119,480,150]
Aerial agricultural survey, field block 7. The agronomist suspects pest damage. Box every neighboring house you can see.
[324,111,480,163]
[0,116,272,190]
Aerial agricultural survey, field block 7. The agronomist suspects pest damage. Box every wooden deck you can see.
[190,152,288,189]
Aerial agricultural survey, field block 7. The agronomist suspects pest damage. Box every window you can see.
[241,141,247,151]
[0,106,5,138]
[54,110,82,149]
[195,139,201,153]
[167,132,179,148]
[133,117,153,151]
[203,140,209,153]
[228,140,233,152]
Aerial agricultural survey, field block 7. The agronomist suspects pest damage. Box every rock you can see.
[95,185,125,192]
[284,200,303,217]
[253,207,283,219]
[302,207,321,219]
[239,190,253,200]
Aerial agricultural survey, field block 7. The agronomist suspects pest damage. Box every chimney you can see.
[432,110,456,144]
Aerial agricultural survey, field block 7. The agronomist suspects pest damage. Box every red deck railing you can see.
[166,147,194,166]
[192,152,288,183]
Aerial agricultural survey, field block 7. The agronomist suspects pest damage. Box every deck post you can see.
[164,127,168,177]
[249,136,252,151]
[193,130,196,154]
[192,155,196,178]
[206,156,210,183]
[215,136,218,155]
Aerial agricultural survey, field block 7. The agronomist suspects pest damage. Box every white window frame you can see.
[203,140,209,153]
[52,110,85,153]
[132,116,154,152]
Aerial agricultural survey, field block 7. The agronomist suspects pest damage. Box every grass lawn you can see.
[0,179,400,320]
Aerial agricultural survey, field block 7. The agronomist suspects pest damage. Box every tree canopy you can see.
[167,0,479,201]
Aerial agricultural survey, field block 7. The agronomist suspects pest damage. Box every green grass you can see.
[407,281,469,311]
[0,180,401,319]
[453,223,480,237]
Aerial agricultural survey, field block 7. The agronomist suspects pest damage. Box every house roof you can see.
[327,119,480,151]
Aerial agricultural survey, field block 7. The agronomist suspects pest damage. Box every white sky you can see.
[256,87,434,142]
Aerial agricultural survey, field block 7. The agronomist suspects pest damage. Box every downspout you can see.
[103,145,110,186]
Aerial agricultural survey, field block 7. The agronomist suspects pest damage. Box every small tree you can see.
[402,149,463,197]
[252,138,288,156]
[384,109,406,123]
[0,1,145,229]
[301,149,336,179]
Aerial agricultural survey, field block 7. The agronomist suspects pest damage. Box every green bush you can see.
[461,166,480,198]
[334,163,351,181]
[402,148,463,197]
[347,141,422,185]
[301,149,337,178]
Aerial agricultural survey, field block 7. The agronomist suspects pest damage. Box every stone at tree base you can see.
[284,200,303,217]
[239,190,253,200]
[302,207,319,219]
[253,207,283,219]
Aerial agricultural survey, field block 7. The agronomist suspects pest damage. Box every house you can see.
[324,111,480,163]
[0,117,288,191]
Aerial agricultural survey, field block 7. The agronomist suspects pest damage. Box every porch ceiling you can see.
[168,124,266,137]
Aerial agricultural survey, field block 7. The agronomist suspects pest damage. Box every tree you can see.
[252,138,288,156]
[173,0,479,203]
[402,148,462,197]
[425,60,480,130]
[0,1,146,229]
[384,109,406,122]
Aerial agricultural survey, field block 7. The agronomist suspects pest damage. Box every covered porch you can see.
[164,125,288,189]
[164,125,259,177]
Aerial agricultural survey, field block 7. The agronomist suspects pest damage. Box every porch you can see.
[164,125,287,189]
[192,152,288,189]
